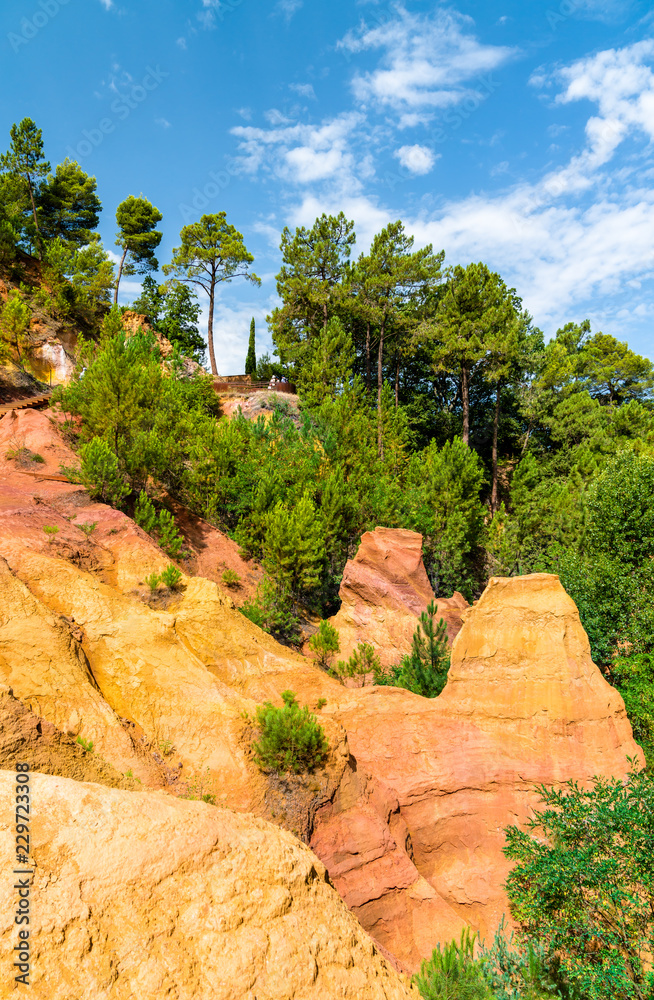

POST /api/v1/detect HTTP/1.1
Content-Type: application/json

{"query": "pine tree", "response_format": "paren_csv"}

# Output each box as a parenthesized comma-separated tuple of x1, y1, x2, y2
(114, 195, 163, 304)
(38, 159, 102, 248)
(0, 118, 51, 256)
(245, 317, 257, 376)
(264, 491, 325, 599)
(163, 213, 260, 376)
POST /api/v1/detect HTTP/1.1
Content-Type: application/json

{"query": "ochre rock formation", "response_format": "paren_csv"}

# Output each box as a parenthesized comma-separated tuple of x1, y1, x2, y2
(0, 772, 416, 999)
(0, 407, 645, 978)
(327, 526, 468, 666)
(318, 573, 644, 967)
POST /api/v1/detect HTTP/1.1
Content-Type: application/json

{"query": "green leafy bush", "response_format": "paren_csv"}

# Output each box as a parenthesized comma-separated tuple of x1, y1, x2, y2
(145, 572, 160, 592)
(77, 521, 97, 537)
(413, 929, 492, 1000)
(503, 765, 654, 1000)
(134, 489, 157, 534)
(42, 525, 59, 543)
(158, 508, 184, 559)
(76, 735, 94, 753)
(251, 690, 329, 775)
(309, 619, 340, 670)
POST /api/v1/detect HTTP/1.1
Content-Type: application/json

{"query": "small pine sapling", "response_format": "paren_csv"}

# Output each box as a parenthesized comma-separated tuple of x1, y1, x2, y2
(43, 525, 59, 543)
(252, 690, 329, 775)
(308, 620, 340, 671)
(145, 572, 161, 592)
(160, 564, 182, 589)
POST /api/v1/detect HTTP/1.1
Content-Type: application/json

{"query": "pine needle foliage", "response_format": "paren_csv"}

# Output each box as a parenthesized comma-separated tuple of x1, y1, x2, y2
(414, 929, 492, 1000)
(375, 601, 450, 697)
(251, 690, 329, 775)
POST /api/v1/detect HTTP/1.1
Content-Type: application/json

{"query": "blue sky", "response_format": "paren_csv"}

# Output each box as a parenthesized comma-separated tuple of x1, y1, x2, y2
(2, 0, 653, 372)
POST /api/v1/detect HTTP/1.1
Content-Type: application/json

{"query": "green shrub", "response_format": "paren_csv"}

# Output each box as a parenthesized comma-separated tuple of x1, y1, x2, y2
(68, 437, 129, 507)
(43, 524, 59, 543)
(316, 697, 327, 710)
(135, 490, 185, 558)
(76, 735, 94, 753)
(252, 690, 329, 775)
(240, 577, 302, 646)
(134, 489, 157, 534)
(145, 572, 160, 592)
(221, 568, 241, 588)
(503, 766, 654, 1000)
(375, 602, 450, 698)
(309, 620, 340, 670)
(480, 917, 563, 1000)
(77, 521, 98, 537)
(334, 642, 381, 686)
(160, 564, 182, 589)
(158, 508, 184, 558)
(414, 929, 492, 1000)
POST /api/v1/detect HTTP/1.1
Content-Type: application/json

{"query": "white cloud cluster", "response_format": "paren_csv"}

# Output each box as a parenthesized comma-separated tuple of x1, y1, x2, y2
(231, 112, 367, 190)
(339, 5, 515, 123)
(394, 143, 437, 174)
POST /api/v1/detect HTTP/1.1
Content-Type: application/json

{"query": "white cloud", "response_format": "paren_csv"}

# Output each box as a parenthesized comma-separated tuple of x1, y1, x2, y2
(339, 5, 515, 121)
(98, 0, 113, 8)
(155, 118, 171, 129)
(530, 40, 654, 195)
(394, 143, 437, 175)
(231, 112, 366, 190)
(289, 83, 316, 99)
(275, 0, 303, 23)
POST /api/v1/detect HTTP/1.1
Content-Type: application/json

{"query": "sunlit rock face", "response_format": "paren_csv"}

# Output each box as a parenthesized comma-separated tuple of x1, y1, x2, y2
(0, 772, 417, 999)
(328, 526, 468, 667)
(0, 406, 643, 976)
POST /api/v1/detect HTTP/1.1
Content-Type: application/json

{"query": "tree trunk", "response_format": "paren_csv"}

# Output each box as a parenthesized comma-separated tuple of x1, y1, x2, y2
(365, 321, 371, 391)
(377, 320, 385, 458)
(207, 279, 218, 376)
(323, 299, 328, 331)
(461, 364, 470, 446)
(114, 248, 128, 305)
(491, 382, 501, 513)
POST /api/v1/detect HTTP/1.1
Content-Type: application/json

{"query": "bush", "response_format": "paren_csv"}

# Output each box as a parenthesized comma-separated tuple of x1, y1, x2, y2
(69, 437, 129, 507)
(309, 619, 340, 670)
(135, 490, 185, 558)
(375, 602, 450, 698)
(251, 690, 329, 775)
(480, 917, 565, 1000)
(145, 572, 160, 592)
(503, 765, 654, 1000)
(77, 521, 97, 536)
(221, 568, 241, 588)
(76, 735, 94, 753)
(413, 929, 492, 1000)
(240, 577, 302, 646)
(43, 525, 59, 543)
(134, 489, 157, 534)
(334, 642, 381, 686)
(160, 564, 182, 589)
(158, 508, 184, 559)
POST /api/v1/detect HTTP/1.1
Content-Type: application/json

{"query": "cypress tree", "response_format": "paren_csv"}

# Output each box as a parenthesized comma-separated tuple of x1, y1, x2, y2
(245, 316, 257, 376)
